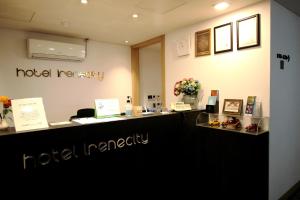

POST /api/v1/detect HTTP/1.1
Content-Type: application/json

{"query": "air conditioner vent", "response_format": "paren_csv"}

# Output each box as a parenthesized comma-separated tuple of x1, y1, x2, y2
(27, 38, 86, 61)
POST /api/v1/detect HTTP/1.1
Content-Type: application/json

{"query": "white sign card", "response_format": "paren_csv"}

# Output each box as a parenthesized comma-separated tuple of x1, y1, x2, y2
(95, 98, 121, 118)
(11, 97, 49, 132)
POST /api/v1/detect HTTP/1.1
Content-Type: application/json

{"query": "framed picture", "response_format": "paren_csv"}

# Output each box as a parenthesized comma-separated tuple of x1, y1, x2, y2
(237, 14, 260, 50)
(176, 35, 190, 57)
(214, 22, 233, 54)
(195, 28, 211, 56)
(222, 99, 243, 115)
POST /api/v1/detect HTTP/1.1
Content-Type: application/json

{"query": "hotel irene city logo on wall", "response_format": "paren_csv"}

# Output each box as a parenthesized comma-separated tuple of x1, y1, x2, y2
(16, 67, 104, 81)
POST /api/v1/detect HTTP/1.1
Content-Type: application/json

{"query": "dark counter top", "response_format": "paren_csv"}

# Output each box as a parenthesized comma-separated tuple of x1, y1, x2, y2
(0, 111, 180, 137)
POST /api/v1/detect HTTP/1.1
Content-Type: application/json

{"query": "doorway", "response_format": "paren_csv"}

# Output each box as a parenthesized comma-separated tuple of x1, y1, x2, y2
(131, 35, 165, 107)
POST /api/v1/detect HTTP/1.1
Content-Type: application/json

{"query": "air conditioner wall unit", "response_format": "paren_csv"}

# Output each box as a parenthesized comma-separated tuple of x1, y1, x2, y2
(27, 38, 86, 61)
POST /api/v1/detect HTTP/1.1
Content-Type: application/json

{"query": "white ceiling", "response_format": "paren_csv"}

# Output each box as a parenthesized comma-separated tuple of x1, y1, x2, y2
(0, 0, 264, 45)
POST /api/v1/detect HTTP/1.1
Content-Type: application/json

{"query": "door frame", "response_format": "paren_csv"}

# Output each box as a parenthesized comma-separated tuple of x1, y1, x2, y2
(131, 35, 165, 106)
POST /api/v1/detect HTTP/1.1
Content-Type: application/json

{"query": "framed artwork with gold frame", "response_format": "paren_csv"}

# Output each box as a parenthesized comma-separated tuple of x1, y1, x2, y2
(195, 28, 211, 56)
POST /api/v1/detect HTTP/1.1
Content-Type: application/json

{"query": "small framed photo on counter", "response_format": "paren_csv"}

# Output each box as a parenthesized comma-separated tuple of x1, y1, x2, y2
(222, 99, 243, 115)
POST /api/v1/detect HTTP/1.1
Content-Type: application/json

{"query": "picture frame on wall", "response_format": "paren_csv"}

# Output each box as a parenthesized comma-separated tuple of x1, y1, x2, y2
(176, 35, 190, 57)
(237, 14, 260, 50)
(222, 99, 243, 115)
(195, 28, 211, 56)
(214, 22, 233, 54)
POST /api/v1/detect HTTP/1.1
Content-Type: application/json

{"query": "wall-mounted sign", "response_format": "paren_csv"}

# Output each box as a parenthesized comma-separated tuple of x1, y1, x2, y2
(16, 67, 104, 81)
(176, 34, 191, 57)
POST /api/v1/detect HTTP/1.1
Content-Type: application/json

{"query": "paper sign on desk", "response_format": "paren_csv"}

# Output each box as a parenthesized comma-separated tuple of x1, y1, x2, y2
(95, 98, 121, 118)
(11, 97, 49, 132)
(73, 117, 124, 124)
(49, 121, 72, 126)
(171, 102, 191, 111)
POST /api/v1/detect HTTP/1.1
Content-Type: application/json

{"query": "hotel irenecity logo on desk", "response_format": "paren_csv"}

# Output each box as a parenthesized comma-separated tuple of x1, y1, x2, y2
(16, 67, 104, 81)
(22, 132, 149, 171)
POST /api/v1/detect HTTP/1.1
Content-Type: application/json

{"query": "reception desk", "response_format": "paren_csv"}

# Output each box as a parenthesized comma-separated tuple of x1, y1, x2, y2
(0, 110, 200, 177)
(0, 110, 268, 199)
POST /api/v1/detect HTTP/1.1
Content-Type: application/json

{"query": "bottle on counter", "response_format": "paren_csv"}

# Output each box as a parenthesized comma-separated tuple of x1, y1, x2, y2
(125, 96, 133, 116)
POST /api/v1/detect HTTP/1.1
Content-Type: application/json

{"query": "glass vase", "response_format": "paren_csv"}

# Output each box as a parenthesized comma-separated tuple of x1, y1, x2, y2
(0, 117, 9, 131)
(182, 94, 199, 109)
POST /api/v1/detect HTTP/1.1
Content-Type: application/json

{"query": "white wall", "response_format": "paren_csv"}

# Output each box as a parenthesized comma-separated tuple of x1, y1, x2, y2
(139, 45, 161, 105)
(165, 1, 270, 116)
(0, 28, 131, 122)
(270, 1, 300, 199)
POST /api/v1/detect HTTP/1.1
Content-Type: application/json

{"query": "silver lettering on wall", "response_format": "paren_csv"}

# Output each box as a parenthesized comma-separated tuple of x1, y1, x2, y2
(16, 68, 52, 77)
(22, 132, 149, 170)
(16, 67, 104, 81)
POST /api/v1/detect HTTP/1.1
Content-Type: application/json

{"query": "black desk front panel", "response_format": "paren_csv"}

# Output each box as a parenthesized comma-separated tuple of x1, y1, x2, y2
(0, 112, 195, 177)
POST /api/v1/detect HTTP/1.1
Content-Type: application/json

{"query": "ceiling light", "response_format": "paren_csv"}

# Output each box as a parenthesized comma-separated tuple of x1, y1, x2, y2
(49, 47, 55, 51)
(132, 14, 139, 19)
(214, 2, 229, 10)
(125, 40, 129, 44)
(81, 0, 88, 4)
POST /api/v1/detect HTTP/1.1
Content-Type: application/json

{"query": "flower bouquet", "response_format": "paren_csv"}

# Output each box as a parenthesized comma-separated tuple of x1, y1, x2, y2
(174, 78, 200, 96)
(173, 78, 200, 109)
(0, 96, 13, 130)
(0, 96, 12, 119)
